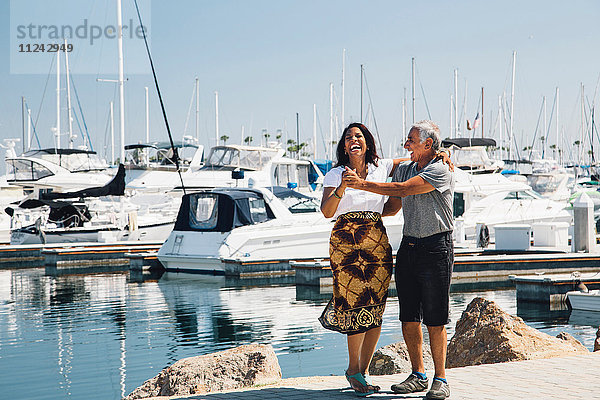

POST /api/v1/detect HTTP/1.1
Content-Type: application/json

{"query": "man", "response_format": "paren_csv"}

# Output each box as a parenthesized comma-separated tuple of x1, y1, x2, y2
(342, 120, 454, 400)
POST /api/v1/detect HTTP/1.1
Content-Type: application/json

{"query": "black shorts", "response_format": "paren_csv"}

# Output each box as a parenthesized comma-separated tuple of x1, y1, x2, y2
(395, 231, 453, 326)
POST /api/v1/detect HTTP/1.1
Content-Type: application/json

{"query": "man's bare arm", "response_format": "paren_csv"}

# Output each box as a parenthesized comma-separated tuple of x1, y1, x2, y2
(343, 167, 435, 197)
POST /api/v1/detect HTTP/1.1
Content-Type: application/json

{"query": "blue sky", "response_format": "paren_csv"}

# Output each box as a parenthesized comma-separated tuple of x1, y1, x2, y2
(1, 0, 599, 168)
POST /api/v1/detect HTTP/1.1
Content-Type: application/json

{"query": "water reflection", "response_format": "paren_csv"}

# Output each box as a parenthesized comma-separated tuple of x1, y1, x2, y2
(0, 268, 597, 400)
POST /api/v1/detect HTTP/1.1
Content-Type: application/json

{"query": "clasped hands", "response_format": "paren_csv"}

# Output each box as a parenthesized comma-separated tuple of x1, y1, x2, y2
(342, 167, 363, 188)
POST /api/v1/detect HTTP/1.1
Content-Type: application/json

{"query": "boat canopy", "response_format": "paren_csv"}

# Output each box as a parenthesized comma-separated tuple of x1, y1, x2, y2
(20, 148, 109, 171)
(201, 146, 279, 171)
(174, 189, 275, 232)
(7, 199, 91, 228)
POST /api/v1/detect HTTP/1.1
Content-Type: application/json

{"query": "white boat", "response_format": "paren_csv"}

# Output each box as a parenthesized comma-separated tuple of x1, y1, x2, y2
(567, 290, 600, 312)
(452, 168, 572, 240)
(157, 186, 404, 274)
(8, 166, 179, 245)
(123, 139, 204, 192)
(126, 143, 324, 195)
(5, 148, 116, 195)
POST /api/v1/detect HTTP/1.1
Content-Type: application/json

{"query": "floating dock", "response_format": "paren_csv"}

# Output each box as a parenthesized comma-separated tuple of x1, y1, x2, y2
(510, 272, 600, 303)
(292, 249, 600, 292)
(0, 241, 163, 274)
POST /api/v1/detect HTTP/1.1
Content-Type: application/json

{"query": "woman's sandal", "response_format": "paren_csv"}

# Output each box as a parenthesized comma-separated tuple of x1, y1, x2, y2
(345, 371, 375, 397)
(363, 374, 381, 392)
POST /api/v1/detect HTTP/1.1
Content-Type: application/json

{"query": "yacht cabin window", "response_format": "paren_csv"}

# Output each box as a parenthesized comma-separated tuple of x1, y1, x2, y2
(189, 195, 219, 229)
(7, 159, 54, 181)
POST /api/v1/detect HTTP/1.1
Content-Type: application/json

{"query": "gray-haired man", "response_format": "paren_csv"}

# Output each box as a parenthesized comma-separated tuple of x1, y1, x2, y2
(343, 120, 454, 399)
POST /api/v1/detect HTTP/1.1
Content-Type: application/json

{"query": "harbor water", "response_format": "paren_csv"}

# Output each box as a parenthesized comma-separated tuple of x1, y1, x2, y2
(0, 268, 598, 400)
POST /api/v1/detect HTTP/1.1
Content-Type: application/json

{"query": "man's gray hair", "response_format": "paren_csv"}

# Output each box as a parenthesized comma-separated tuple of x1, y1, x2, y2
(412, 120, 441, 151)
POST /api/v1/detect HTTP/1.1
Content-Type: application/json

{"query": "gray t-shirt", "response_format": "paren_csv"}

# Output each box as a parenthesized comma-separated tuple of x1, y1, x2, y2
(393, 159, 454, 238)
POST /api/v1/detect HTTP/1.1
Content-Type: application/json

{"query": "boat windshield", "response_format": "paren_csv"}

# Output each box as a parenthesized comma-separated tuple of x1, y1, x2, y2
(6, 159, 54, 181)
(203, 147, 277, 170)
(503, 190, 541, 200)
(528, 175, 560, 195)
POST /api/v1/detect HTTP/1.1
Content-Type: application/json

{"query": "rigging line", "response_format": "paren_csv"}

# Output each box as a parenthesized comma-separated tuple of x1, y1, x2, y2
(182, 81, 196, 141)
(33, 52, 57, 139)
(528, 99, 545, 161)
(415, 68, 432, 120)
(361, 68, 384, 158)
(69, 74, 93, 151)
(102, 104, 111, 160)
(23, 100, 42, 148)
(133, 0, 186, 195)
(315, 108, 328, 158)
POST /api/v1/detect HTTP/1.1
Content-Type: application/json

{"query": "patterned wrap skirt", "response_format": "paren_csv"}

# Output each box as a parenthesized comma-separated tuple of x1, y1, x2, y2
(319, 211, 393, 335)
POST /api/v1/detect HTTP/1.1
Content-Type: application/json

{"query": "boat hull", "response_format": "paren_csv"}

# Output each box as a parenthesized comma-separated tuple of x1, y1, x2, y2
(567, 290, 600, 312)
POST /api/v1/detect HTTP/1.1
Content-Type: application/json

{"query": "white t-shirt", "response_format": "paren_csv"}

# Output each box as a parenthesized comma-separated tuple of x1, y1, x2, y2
(323, 158, 394, 219)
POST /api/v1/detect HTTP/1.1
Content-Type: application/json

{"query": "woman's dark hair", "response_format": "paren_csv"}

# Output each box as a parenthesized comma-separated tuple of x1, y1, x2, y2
(334, 123, 380, 167)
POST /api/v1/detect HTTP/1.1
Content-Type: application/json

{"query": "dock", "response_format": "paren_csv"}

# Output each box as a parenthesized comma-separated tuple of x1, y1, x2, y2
(292, 249, 600, 292)
(511, 272, 600, 303)
(0, 241, 163, 274)
(143, 352, 600, 400)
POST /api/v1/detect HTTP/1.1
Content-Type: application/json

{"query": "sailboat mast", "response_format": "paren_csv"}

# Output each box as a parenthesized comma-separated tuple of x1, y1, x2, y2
(449, 95, 453, 138)
(110, 101, 115, 165)
(543, 96, 547, 158)
(145, 86, 149, 165)
(313, 104, 317, 158)
(481, 87, 484, 139)
(581, 83, 585, 165)
(360, 64, 364, 123)
(296, 112, 300, 160)
(145, 86, 149, 143)
(215, 91, 219, 146)
(195, 77, 199, 141)
(27, 108, 32, 152)
(56, 49, 61, 149)
(117, 0, 125, 162)
(402, 88, 407, 143)
(454, 69, 458, 137)
(64, 39, 74, 148)
(556, 87, 560, 162)
(341, 49, 345, 128)
(498, 95, 503, 160)
(329, 82, 333, 160)
(411, 57, 415, 123)
(509, 51, 516, 160)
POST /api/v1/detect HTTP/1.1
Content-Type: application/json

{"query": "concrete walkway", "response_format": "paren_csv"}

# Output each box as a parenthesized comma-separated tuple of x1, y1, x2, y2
(149, 352, 600, 400)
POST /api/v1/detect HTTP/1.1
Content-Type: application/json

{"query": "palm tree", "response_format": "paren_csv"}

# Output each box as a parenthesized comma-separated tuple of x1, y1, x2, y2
(244, 136, 253, 145)
(220, 135, 229, 145)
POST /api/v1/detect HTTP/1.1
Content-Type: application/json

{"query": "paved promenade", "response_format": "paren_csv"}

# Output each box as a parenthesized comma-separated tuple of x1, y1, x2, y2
(150, 352, 600, 400)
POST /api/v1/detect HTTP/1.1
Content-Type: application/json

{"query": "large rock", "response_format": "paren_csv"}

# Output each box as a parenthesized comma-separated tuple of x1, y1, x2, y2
(125, 344, 281, 399)
(369, 341, 434, 375)
(595, 326, 600, 352)
(447, 297, 589, 368)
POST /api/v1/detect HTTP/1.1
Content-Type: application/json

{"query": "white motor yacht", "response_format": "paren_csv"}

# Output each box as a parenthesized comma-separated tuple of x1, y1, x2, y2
(5, 148, 115, 195)
(157, 187, 404, 274)
(8, 165, 179, 245)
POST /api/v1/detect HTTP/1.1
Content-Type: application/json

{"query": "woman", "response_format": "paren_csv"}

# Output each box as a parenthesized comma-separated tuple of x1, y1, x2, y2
(319, 122, 401, 396)
(319, 123, 450, 396)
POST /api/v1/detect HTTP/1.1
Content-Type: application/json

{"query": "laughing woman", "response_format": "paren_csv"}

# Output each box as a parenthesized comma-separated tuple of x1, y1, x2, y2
(319, 122, 400, 397)
(320, 123, 452, 396)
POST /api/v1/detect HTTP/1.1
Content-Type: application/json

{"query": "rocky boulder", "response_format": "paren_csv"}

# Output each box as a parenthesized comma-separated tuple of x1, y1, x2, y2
(595, 326, 600, 352)
(447, 297, 589, 368)
(125, 344, 281, 399)
(369, 341, 434, 375)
